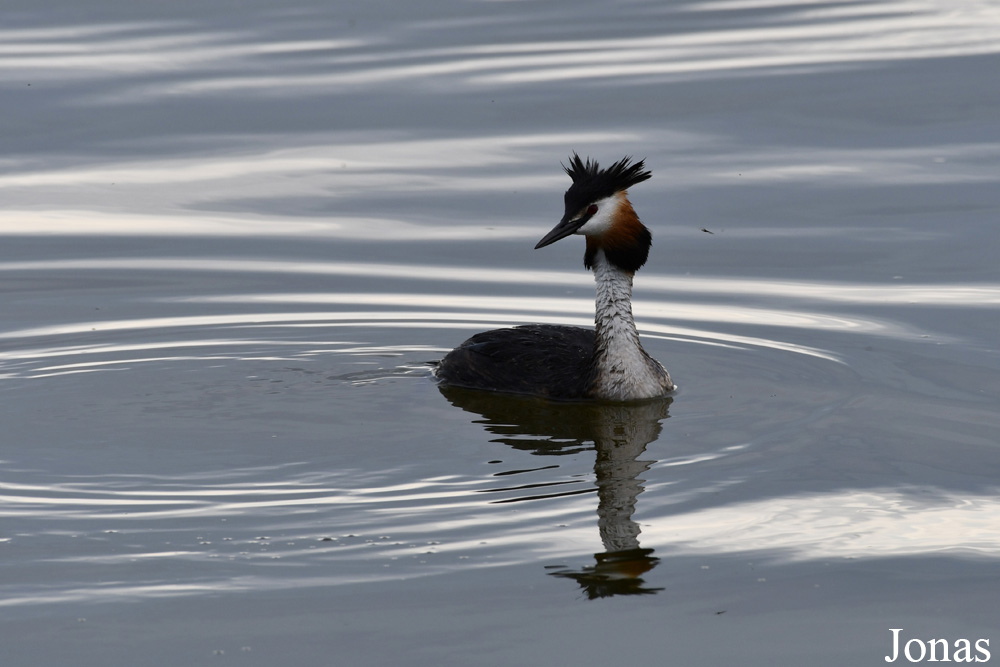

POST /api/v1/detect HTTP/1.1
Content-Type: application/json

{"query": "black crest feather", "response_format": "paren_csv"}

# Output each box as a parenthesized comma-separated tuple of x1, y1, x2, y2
(563, 153, 651, 212)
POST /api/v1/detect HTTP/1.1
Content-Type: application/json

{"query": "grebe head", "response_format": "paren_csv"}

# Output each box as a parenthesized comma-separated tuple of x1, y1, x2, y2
(535, 154, 653, 273)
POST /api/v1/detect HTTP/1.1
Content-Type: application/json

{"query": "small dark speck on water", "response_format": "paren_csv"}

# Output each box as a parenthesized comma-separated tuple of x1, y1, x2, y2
(701, 228, 714, 234)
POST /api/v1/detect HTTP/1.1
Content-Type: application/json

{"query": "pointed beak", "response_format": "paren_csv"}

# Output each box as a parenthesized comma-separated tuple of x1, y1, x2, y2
(534, 212, 589, 249)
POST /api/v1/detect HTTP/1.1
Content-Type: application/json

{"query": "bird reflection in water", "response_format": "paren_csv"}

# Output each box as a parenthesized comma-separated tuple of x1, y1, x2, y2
(438, 386, 670, 599)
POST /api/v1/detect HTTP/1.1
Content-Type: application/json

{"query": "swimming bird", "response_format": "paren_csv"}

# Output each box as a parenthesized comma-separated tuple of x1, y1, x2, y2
(435, 154, 673, 401)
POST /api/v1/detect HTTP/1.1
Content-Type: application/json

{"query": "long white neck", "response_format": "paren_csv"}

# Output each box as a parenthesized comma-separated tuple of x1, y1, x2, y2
(590, 249, 673, 400)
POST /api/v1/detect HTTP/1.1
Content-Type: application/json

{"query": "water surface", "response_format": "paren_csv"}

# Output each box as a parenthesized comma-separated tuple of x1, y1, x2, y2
(2, 1, 999, 665)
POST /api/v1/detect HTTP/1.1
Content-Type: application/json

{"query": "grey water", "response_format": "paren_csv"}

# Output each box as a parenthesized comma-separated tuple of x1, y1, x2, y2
(2, 1, 999, 665)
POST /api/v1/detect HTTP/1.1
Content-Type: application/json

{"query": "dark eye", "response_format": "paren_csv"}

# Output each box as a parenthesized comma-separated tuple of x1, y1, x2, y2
(587, 204, 598, 215)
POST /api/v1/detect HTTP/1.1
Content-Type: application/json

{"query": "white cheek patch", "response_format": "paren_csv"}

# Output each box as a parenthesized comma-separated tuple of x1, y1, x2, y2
(574, 195, 617, 236)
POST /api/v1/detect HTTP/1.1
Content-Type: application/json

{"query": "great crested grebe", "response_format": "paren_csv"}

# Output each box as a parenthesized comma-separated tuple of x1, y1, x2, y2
(435, 154, 673, 401)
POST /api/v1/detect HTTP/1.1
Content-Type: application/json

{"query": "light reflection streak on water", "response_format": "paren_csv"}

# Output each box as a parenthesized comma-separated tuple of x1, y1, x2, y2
(0, 297, 914, 339)
(5, 1, 992, 92)
(474, 4, 1000, 86)
(642, 487, 1000, 561)
(0, 339, 369, 362)
(0, 312, 839, 368)
(175, 292, 926, 337)
(45, 551, 201, 564)
(1, 3, 998, 232)
(0, 28, 363, 76)
(25, 356, 302, 379)
(0, 293, 969, 375)
(0, 141, 995, 214)
(0, 476, 494, 520)
(2, 257, 998, 306)
(0, 211, 542, 241)
(0, 572, 492, 609)
(0, 131, 623, 186)
(5, 473, 1000, 565)
(0, 131, 615, 196)
(376, 486, 1000, 562)
(0, 583, 248, 608)
(0, 261, 983, 374)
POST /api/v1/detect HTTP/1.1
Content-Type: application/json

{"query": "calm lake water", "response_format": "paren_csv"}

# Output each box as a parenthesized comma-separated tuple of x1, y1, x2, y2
(2, 1, 999, 665)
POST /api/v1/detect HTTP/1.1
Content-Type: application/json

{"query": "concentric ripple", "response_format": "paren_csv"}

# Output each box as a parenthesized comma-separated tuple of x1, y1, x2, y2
(5, 249, 995, 607)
